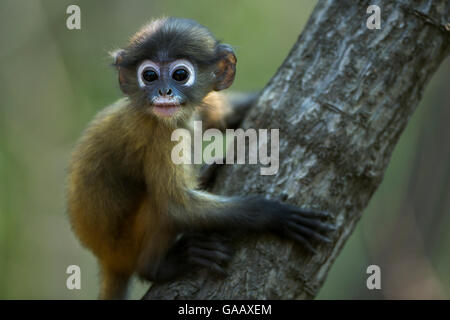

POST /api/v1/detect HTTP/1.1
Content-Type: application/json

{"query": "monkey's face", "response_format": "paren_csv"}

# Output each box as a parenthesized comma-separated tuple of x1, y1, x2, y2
(113, 17, 237, 123)
(133, 58, 206, 119)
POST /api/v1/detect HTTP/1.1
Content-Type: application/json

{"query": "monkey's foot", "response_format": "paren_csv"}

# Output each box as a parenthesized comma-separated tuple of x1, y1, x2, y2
(185, 233, 234, 276)
(147, 233, 232, 283)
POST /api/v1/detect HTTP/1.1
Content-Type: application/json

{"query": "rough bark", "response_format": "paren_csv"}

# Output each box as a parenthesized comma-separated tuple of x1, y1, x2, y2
(144, 0, 449, 299)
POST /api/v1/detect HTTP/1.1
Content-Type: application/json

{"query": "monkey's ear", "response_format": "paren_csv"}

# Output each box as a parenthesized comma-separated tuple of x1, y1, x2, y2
(110, 49, 125, 67)
(213, 44, 236, 91)
(110, 49, 131, 95)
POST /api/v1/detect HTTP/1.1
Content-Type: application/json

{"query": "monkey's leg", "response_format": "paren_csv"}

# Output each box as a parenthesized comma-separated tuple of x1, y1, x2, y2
(144, 233, 233, 283)
(99, 267, 131, 300)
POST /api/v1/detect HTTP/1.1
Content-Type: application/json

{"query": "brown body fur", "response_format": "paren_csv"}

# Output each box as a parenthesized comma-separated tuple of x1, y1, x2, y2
(67, 93, 229, 299)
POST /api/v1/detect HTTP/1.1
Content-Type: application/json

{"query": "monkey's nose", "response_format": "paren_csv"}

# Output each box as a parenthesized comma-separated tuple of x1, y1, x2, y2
(158, 88, 173, 96)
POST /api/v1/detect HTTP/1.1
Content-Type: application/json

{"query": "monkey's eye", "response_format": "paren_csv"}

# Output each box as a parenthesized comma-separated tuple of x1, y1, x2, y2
(142, 69, 158, 83)
(169, 59, 195, 86)
(172, 68, 189, 82)
(137, 60, 160, 87)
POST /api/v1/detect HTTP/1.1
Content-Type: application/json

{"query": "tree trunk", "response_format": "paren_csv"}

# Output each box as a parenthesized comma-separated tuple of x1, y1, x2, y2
(144, 0, 449, 299)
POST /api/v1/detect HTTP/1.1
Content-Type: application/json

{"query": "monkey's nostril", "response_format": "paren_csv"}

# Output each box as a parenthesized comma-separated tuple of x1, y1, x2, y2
(158, 88, 172, 96)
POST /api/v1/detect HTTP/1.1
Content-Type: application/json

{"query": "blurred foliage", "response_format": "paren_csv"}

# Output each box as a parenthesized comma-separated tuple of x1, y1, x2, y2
(0, 0, 448, 299)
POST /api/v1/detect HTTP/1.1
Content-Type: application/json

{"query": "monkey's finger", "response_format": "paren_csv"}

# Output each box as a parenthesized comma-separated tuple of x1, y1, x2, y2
(291, 209, 331, 219)
(191, 243, 233, 257)
(286, 231, 317, 254)
(191, 244, 233, 257)
(287, 221, 332, 243)
(200, 235, 232, 245)
(290, 215, 336, 232)
(190, 257, 227, 276)
(189, 233, 231, 244)
(188, 247, 231, 263)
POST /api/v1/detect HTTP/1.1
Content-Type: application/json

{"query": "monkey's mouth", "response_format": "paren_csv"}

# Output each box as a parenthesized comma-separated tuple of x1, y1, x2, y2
(152, 103, 182, 117)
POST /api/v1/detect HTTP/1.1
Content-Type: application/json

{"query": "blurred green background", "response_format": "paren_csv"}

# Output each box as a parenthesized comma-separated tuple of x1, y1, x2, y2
(0, 0, 448, 299)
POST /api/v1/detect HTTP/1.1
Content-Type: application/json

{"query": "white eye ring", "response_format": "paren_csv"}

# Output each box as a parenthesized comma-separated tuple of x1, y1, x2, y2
(169, 59, 195, 86)
(137, 60, 160, 87)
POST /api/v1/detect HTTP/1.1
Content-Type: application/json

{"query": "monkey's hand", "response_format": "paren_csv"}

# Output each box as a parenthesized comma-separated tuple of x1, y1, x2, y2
(199, 161, 224, 190)
(267, 201, 336, 254)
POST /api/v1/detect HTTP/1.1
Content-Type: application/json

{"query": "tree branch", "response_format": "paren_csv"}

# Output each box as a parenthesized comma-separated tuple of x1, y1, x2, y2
(144, 0, 449, 299)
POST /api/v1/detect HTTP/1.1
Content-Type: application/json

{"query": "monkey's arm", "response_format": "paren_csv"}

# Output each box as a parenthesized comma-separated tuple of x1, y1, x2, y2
(180, 190, 334, 246)
(222, 92, 259, 129)
(198, 92, 259, 188)
(147, 190, 334, 282)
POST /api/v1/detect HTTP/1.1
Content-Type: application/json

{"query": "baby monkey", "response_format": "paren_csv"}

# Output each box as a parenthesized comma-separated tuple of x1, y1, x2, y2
(67, 17, 335, 299)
